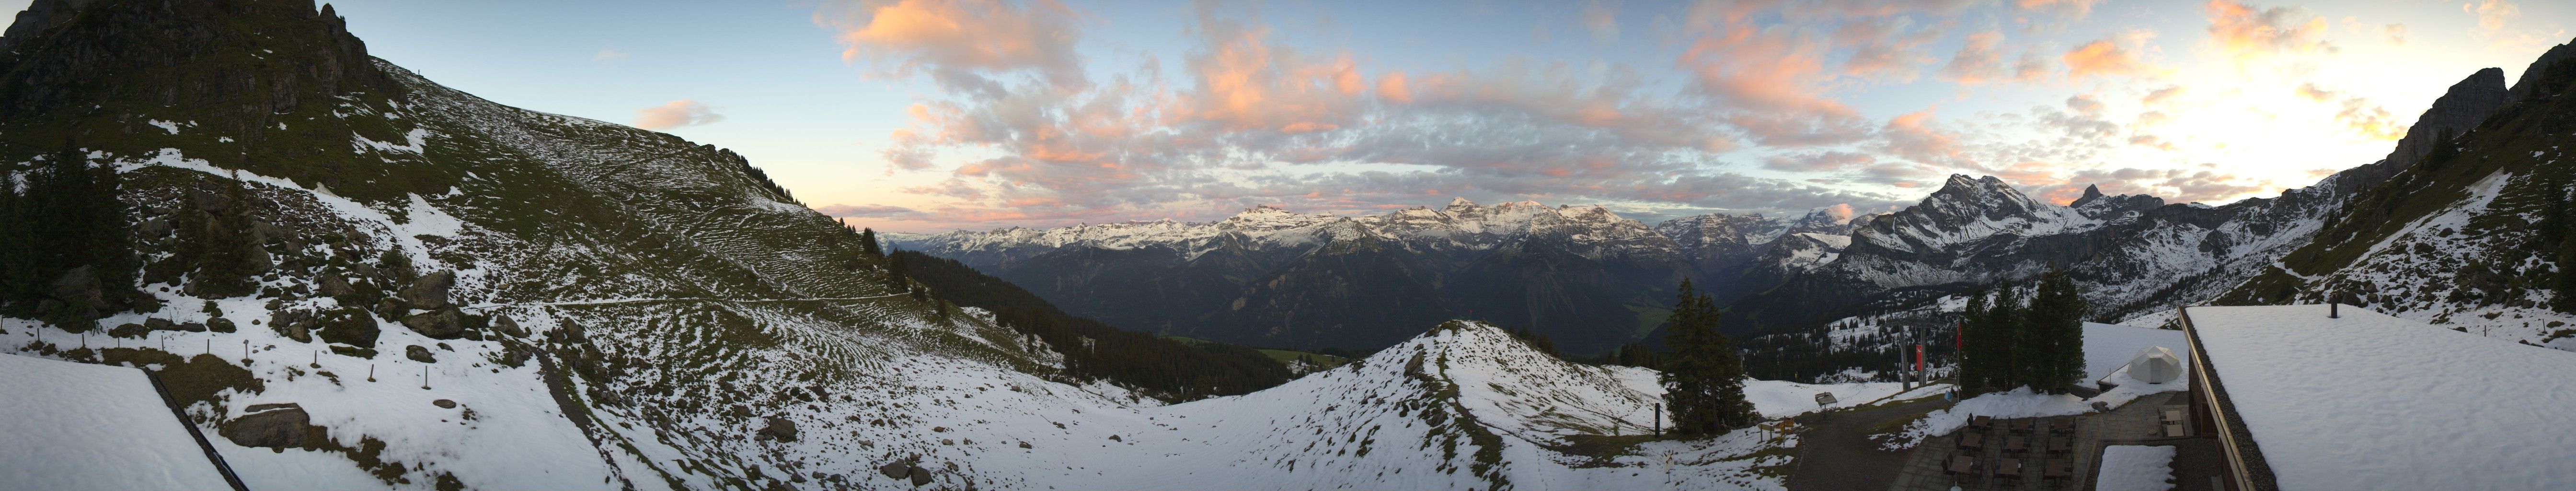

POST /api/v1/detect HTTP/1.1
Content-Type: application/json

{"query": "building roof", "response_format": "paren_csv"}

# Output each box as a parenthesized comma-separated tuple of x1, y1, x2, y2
(0, 353, 233, 491)
(2184, 304, 2576, 491)
(2081, 322, 2190, 388)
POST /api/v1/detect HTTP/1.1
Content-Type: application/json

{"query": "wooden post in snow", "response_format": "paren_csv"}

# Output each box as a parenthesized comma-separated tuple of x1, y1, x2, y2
(1653, 403, 1662, 437)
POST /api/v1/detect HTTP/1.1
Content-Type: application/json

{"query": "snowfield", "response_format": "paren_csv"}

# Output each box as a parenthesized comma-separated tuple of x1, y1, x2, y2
(0, 352, 233, 491)
(2184, 304, 2576, 491)
(2094, 445, 2177, 491)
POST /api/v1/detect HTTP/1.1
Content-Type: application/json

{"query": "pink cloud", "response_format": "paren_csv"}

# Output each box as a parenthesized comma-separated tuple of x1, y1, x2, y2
(2062, 38, 2153, 81)
(2204, 0, 2334, 62)
(819, 0, 1090, 91)
(633, 99, 723, 129)
(1940, 31, 2060, 86)
(1167, 9, 1368, 134)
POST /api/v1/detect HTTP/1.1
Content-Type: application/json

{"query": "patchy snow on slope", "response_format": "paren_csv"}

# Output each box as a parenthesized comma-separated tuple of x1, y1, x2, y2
(1874, 387, 2094, 451)
(1742, 379, 1909, 418)
(353, 128, 432, 154)
(2094, 445, 2177, 491)
(0, 352, 233, 491)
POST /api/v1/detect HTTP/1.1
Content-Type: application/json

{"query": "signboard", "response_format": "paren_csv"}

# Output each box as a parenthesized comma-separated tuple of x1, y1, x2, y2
(1813, 392, 1838, 407)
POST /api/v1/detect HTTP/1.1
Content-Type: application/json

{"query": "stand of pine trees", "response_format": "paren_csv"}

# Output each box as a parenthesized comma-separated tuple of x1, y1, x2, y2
(1957, 270, 2088, 394)
(1661, 279, 1757, 435)
(0, 144, 139, 327)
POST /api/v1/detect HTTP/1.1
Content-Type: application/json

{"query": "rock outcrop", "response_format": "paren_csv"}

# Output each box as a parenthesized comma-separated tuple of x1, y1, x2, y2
(219, 403, 329, 450)
(2378, 68, 2509, 172)
(399, 270, 455, 310)
(402, 307, 465, 339)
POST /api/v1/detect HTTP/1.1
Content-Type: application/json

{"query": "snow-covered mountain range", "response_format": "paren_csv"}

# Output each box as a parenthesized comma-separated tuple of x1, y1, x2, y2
(0, 2, 1924, 488)
(898, 41, 2576, 366)
(889, 198, 1889, 353)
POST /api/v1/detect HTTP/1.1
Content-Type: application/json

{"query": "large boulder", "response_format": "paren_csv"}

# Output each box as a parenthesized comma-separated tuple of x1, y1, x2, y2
(314, 307, 380, 348)
(404, 345, 437, 363)
(219, 404, 328, 450)
(47, 266, 104, 319)
(316, 274, 355, 297)
(878, 461, 908, 479)
(757, 417, 798, 442)
(268, 310, 313, 343)
(491, 316, 528, 339)
(137, 217, 172, 238)
(401, 308, 465, 339)
(398, 270, 455, 309)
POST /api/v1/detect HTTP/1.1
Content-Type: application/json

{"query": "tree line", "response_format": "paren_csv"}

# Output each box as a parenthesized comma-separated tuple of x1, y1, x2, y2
(0, 144, 140, 327)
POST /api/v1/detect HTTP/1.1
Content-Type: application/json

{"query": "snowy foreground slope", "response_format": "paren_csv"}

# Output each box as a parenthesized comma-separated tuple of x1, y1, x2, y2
(0, 353, 232, 491)
(6, 308, 1817, 491)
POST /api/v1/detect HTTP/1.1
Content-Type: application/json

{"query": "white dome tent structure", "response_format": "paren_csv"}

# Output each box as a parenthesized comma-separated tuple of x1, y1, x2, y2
(2127, 346, 2183, 384)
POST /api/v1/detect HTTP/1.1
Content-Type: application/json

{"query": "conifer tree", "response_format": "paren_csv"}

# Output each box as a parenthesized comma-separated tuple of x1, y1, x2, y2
(177, 184, 263, 298)
(2549, 187, 2576, 313)
(3, 143, 137, 320)
(1958, 288, 1993, 391)
(1662, 279, 1757, 435)
(859, 227, 884, 257)
(1981, 283, 2022, 391)
(2026, 269, 2087, 393)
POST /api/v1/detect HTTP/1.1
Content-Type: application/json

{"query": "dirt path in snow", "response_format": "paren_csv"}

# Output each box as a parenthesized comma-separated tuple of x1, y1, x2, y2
(1786, 397, 1951, 491)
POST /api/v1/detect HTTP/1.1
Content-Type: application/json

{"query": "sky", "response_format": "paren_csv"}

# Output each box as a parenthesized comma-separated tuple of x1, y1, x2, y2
(8, 0, 2566, 232)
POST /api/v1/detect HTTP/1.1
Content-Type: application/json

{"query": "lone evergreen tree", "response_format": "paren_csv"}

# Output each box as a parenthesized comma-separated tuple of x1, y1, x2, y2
(1662, 279, 1756, 435)
(859, 227, 885, 257)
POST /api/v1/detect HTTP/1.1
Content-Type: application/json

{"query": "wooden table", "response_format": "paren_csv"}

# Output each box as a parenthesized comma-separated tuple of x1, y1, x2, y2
(2004, 435, 2028, 454)
(1946, 455, 1976, 475)
(1959, 432, 1985, 451)
(1996, 457, 2023, 481)
(2010, 418, 2036, 434)
(2045, 458, 2074, 485)
(2047, 435, 2073, 454)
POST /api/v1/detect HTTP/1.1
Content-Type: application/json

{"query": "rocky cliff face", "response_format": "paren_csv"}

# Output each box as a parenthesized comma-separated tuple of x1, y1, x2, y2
(2505, 38, 2576, 105)
(2218, 41, 2576, 352)
(2373, 68, 2510, 176)
(0, 0, 390, 141)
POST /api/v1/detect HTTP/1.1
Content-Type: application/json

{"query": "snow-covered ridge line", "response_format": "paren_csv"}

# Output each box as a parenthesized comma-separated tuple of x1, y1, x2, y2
(897, 198, 1684, 261)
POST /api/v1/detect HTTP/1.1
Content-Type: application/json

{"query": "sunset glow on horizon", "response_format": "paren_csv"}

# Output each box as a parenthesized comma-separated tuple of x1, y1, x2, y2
(272, 0, 2576, 232)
